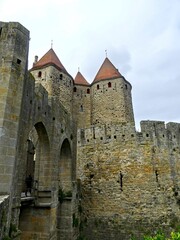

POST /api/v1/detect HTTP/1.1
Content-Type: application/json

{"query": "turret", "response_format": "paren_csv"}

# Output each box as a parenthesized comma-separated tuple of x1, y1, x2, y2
(30, 48, 73, 114)
(73, 71, 91, 128)
(91, 57, 135, 125)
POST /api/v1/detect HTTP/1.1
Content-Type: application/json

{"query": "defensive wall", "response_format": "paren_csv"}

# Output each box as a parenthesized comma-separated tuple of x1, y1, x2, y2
(77, 121, 180, 239)
(0, 21, 78, 240)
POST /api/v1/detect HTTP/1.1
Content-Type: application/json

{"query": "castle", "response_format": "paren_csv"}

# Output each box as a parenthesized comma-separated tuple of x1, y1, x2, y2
(0, 21, 180, 240)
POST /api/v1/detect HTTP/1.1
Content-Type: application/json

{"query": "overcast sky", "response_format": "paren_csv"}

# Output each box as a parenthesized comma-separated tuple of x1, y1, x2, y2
(1, 0, 180, 129)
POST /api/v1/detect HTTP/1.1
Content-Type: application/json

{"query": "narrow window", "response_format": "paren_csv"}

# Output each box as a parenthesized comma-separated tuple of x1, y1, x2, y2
(97, 84, 99, 90)
(80, 129, 85, 139)
(60, 74, 63, 80)
(108, 82, 111, 88)
(38, 71, 42, 78)
(73, 87, 77, 92)
(80, 105, 83, 112)
(155, 170, 159, 183)
(17, 59, 21, 64)
(87, 88, 90, 94)
(0, 27, 2, 37)
(120, 172, 123, 191)
(125, 84, 128, 89)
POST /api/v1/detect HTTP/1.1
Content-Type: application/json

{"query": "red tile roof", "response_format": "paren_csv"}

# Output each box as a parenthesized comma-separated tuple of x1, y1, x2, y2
(93, 57, 122, 83)
(31, 48, 67, 73)
(74, 71, 89, 86)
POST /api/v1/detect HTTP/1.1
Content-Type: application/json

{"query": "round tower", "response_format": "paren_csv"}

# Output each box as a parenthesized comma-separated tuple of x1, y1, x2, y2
(91, 57, 135, 125)
(73, 71, 91, 128)
(30, 48, 73, 114)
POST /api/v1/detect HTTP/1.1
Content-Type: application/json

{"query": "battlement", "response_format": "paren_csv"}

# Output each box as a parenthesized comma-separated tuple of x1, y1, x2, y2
(77, 120, 180, 149)
(0, 21, 29, 38)
(139, 120, 180, 146)
(77, 123, 136, 146)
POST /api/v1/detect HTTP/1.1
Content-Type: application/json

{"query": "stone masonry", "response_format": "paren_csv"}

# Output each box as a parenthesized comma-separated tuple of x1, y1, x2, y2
(0, 21, 180, 240)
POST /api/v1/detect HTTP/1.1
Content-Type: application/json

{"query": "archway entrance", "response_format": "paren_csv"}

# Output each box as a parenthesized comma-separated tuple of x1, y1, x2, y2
(59, 138, 72, 192)
(19, 122, 54, 239)
(57, 138, 73, 239)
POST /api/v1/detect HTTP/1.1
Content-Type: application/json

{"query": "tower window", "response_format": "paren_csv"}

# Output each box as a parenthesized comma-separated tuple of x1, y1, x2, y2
(87, 88, 90, 94)
(38, 71, 42, 78)
(73, 87, 77, 92)
(108, 82, 111, 88)
(118, 171, 123, 191)
(0, 27, 2, 36)
(60, 74, 63, 80)
(80, 105, 83, 112)
(125, 84, 128, 89)
(97, 84, 99, 90)
(17, 59, 21, 64)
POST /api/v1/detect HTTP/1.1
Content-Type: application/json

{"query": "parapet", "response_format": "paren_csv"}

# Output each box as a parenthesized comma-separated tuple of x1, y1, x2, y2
(0, 21, 29, 36)
(139, 120, 180, 147)
(78, 120, 180, 150)
(77, 123, 136, 146)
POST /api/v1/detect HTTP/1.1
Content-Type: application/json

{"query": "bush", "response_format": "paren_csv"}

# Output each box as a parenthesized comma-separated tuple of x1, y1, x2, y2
(140, 230, 180, 240)
(171, 231, 180, 240)
(143, 231, 166, 240)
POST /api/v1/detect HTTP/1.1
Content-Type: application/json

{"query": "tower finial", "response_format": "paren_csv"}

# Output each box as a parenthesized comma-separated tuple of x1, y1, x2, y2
(105, 49, 107, 58)
(78, 67, 80, 72)
(51, 40, 53, 49)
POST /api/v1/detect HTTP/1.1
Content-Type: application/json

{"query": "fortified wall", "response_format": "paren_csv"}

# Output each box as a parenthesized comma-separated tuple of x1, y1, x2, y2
(77, 121, 180, 239)
(0, 22, 78, 240)
(0, 21, 180, 240)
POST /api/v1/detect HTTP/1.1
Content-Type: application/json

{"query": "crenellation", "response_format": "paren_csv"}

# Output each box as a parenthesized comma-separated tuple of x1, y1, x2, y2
(78, 124, 137, 147)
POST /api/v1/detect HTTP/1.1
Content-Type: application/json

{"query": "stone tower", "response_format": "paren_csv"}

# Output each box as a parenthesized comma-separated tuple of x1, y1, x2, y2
(73, 71, 91, 128)
(91, 57, 135, 126)
(30, 48, 74, 115)
(0, 21, 29, 237)
(73, 57, 135, 129)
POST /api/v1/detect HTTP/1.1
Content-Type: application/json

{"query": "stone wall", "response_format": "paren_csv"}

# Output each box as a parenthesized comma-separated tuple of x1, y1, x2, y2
(0, 21, 29, 193)
(0, 22, 78, 240)
(77, 121, 180, 239)
(0, 195, 10, 239)
(12, 71, 78, 239)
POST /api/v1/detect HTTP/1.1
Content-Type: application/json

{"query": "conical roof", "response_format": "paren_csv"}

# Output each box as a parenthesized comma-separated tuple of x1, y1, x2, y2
(74, 71, 89, 86)
(93, 57, 122, 83)
(31, 48, 67, 73)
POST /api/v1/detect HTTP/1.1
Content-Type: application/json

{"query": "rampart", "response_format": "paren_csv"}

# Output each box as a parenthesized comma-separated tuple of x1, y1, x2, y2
(77, 121, 180, 239)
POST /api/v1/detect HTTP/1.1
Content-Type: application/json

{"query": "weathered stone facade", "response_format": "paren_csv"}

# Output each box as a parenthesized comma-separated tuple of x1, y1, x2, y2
(0, 21, 180, 240)
(77, 122, 180, 239)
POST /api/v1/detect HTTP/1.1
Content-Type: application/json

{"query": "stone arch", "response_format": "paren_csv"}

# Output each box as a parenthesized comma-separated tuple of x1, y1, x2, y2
(22, 122, 51, 194)
(19, 122, 51, 239)
(57, 138, 73, 239)
(33, 122, 51, 189)
(58, 138, 72, 192)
